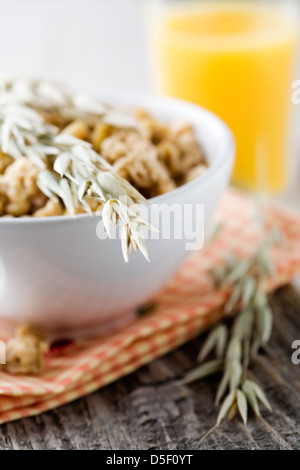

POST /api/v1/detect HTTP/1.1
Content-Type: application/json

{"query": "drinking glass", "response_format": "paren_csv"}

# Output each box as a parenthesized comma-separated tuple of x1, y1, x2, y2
(145, 0, 299, 193)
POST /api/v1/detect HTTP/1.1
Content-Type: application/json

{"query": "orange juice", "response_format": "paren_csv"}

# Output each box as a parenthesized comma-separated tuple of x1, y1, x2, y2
(150, 1, 298, 191)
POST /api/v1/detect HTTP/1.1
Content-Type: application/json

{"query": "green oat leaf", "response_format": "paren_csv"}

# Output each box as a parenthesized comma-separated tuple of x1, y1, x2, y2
(217, 391, 236, 426)
(248, 380, 272, 411)
(242, 380, 261, 417)
(237, 390, 248, 425)
(182, 359, 224, 385)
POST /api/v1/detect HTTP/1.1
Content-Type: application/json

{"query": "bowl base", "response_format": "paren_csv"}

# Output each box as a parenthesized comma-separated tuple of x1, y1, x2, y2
(42, 309, 137, 341)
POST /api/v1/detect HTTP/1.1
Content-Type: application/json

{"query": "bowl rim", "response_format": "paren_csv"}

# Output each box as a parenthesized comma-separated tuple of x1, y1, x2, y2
(0, 93, 235, 226)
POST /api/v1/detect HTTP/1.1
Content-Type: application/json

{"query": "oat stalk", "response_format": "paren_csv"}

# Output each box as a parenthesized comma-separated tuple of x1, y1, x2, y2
(182, 228, 281, 426)
(0, 79, 151, 262)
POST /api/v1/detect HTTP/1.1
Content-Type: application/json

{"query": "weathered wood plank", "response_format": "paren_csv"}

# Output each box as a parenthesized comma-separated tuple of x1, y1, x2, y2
(0, 285, 299, 450)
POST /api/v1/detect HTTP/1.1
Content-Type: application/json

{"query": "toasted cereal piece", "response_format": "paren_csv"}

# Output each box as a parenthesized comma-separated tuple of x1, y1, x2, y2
(33, 199, 64, 217)
(39, 109, 70, 129)
(157, 140, 182, 177)
(3, 324, 49, 375)
(133, 108, 168, 142)
(31, 193, 48, 213)
(0, 152, 13, 174)
(113, 135, 176, 196)
(91, 122, 112, 152)
(173, 129, 205, 174)
(72, 196, 102, 215)
(100, 131, 130, 163)
(0, 158, 41, 216)
(184, 164, 207, 184)
(62, 119, 90, 140)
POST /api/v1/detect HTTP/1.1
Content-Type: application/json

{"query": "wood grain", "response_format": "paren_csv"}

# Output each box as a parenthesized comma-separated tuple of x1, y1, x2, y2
(0, 285, 300, 450)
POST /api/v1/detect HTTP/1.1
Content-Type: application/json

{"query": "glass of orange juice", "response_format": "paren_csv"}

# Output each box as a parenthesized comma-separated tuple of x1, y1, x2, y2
(145, 0, 299, 193)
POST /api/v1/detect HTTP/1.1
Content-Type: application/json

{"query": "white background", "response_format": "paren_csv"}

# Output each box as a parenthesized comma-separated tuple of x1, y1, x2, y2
(0, 0, 150, 93)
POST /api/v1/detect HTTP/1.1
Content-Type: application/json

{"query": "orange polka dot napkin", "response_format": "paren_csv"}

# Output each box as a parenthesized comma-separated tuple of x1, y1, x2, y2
(0, 188, 300, 424)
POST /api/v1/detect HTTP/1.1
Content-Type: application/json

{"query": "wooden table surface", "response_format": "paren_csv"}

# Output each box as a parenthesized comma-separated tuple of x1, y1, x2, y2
(0, 285, 300, 450)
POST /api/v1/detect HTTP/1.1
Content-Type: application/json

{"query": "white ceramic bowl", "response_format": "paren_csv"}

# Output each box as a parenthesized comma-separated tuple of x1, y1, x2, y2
(0, 94, 234, 338)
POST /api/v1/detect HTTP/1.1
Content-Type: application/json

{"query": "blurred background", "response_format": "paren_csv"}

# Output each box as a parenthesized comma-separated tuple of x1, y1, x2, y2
(0, 0, 299, 207)
(0, 0, 149, 93)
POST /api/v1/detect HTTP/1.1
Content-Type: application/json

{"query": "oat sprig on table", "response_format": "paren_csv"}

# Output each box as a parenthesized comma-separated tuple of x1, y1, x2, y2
(181, 228, 281, 426)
